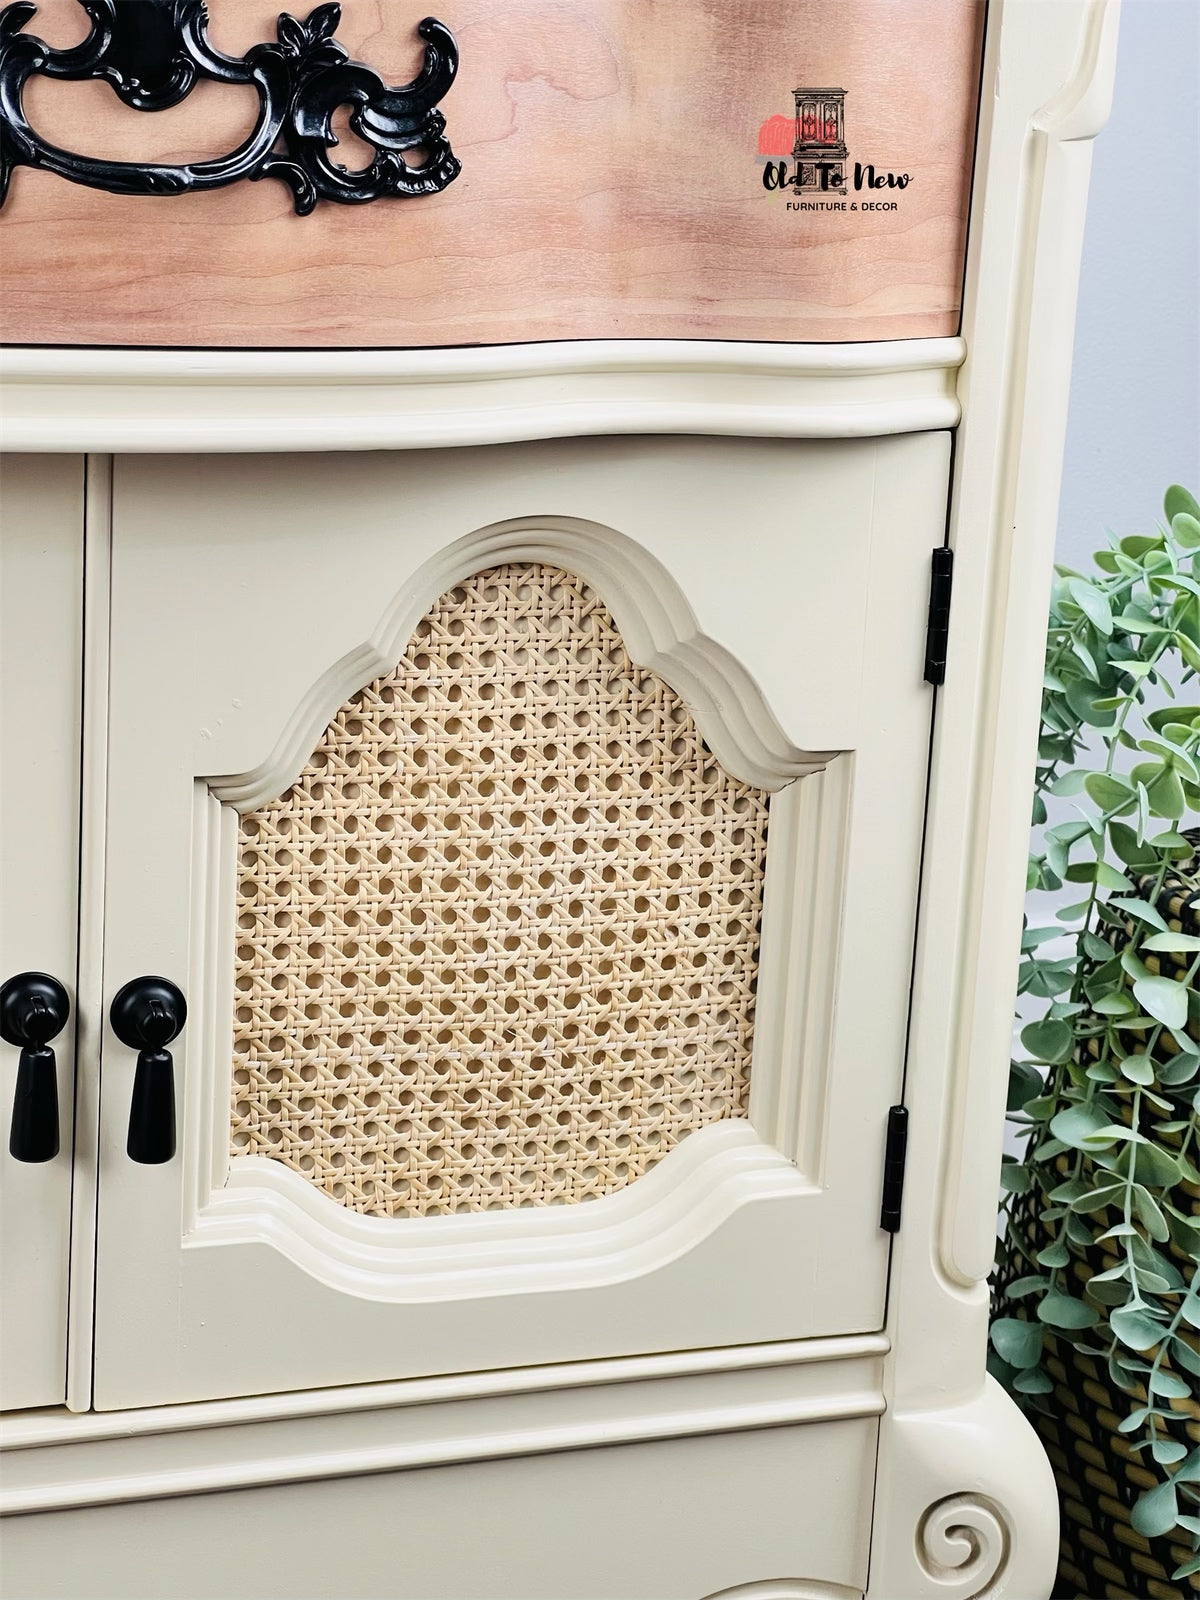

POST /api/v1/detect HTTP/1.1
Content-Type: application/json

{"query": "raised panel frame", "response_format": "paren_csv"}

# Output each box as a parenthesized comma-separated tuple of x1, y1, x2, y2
(180, 514, 852, 1297)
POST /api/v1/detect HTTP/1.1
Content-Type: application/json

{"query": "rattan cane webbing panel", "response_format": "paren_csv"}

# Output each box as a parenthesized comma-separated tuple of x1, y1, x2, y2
(230, 563, 770, 1216)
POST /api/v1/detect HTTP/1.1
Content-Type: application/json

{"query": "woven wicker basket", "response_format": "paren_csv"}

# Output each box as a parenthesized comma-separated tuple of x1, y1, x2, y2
(1000, 853, 1200, 1600)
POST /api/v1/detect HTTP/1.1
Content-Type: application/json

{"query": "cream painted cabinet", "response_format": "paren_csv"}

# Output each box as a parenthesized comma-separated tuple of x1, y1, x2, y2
(0, 1, 1122, 1596)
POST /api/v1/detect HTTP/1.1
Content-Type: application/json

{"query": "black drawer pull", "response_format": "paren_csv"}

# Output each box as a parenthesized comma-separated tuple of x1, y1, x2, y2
(1, 972, 69, 1164)
(111, 977, 186, 1165)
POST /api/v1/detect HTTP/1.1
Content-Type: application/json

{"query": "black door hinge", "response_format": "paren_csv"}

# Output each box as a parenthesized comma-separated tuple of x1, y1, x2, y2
(923, 547, 954, 686)
(880, 1105, 909, 1233)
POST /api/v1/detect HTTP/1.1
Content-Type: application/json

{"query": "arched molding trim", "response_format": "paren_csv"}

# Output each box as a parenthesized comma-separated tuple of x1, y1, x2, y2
(195, 1123, 809, 1302)
(207, 515, 831, 810)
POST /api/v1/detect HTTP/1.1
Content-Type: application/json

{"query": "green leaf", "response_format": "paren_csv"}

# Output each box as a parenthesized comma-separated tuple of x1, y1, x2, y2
(1131, 1477, 1179, 1540)
(1051, 769, 1090, 796)
(990, 1318, 1043, 1369)
(1098, 861, 1135, 891)
(1057, 899, 1094, 922)
(1133, 974, 1189, 1029)
(1049, 1176, 1088, 1205)
(1107, 896, 1169, 932)
(1065, 678, 1117, 728)
(1007, 1060, 1044, 1111)
(1124, 1142, 1182, 1188)
(1037, 1291, 1099, 1330)
(1142, 932, 1200, 952)
(1084, 1124, 1149, 1146)
(1050, 1103, 1113, 1149)
(1036, 1240, 1071, 1268)
(1004, 1274, 1050, 1300)
(1149, 830, 1192, 853)
(1130, 1186, 1170, 1242)
(1045, 818, 1094, 845)
(1085, 771, 1135, 812)
(1165, 484, 1200, 523)
(1068, 578, 1114, 636)
(1088, 1261, 1130, 1284)
(1148, 1369, 1192, 1399)
(1178, 632, 1200, 674)
(1122, 948, 1152, 983)
(1093, 990, 1136, 1016)
(1022, 1093, 1059, 1122)
(1069, 1183, 1125, 1214)
(1013, 1367, 1054, 1395)
(1146, 765, 1188, 819)
(1147, 703, 1200, 732)
(1086, 1061, 1121, 1084)
(1110, 1306, 1166, 1352)
(1019, 1020, 1074, 1064)
(1152, 1439, 1189, 1465)
(1121, 532, 1165, 560)
(1118, 1406, 1152, 1434)
(1082, 928, 1114, 960)
(1116, 608, 1164, 634)
(1181, 1292, 1200, 1330)
(1139, 735, 1200, 784)
(1089, 1277, 1135, 1307)
(1119, 1053, 1157, 1086)
(1108, 821, 1158, 869)
(999, 1159, 1032, 1195)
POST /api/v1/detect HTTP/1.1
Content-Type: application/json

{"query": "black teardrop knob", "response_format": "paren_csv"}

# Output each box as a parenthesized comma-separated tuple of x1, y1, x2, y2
(1, 972, 69, 1163)
(110, 977, 186, 1165)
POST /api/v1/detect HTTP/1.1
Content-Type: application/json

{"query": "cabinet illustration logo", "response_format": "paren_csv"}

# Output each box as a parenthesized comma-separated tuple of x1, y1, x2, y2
(757, 81, 911, 212)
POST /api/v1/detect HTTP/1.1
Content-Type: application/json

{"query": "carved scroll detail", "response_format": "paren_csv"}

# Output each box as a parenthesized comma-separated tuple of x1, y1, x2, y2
(915, 1494, 1011, 1598)
(0, 1, 459, 213)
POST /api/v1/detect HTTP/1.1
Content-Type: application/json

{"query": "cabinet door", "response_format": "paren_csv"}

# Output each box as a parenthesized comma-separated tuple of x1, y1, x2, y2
(94, 435, 945, 1409)
(0, 455, 83, 1410)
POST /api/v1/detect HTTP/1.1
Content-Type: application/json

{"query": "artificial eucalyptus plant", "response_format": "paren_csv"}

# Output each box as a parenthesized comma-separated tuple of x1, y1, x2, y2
(992, 484, 1200, 1584)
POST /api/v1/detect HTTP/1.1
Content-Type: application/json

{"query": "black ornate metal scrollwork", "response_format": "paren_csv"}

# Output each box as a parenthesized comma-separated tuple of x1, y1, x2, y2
(0, 0, 460, 214)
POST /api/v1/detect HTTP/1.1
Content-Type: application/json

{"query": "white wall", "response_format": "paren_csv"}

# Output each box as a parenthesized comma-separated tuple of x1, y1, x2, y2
(1056, 0, 1200, 571)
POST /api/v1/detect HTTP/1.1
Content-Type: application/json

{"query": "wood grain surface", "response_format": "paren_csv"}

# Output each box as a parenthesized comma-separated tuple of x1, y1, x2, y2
(0, 0, 984, 347)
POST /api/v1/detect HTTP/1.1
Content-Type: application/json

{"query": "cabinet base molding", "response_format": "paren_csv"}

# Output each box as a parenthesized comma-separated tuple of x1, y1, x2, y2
(1, 1334, 887, 1515)
(0, 1373, 1058, 1600)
